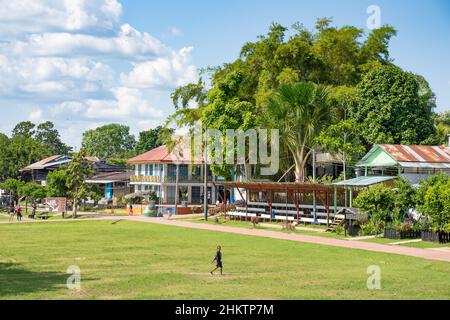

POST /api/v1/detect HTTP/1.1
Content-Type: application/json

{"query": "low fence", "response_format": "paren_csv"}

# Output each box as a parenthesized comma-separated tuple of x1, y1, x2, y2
(384, 228, 421, 240)
(421, 231, 450, 244)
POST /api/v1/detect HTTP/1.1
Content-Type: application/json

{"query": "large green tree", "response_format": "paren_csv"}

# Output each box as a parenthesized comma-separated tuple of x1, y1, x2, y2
(81, 124, 136, 160)
(135, 126, 167, 154)
(35, 121, 72, 155)
(261, 82, 331, 182)
(353, 65, 436, 145)
(0, 135, 51, 181)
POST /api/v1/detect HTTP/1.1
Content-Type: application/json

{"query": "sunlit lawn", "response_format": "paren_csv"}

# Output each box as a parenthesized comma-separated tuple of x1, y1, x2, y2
(0, 220, 449, 300)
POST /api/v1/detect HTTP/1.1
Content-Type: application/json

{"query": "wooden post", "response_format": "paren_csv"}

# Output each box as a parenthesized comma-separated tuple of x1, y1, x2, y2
(326, 192, 330, 228)
(269, 190, 273, 222)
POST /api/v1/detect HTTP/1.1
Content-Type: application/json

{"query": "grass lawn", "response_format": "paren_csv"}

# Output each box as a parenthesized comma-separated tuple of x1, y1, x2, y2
(0, 220, 449, 300)
(360, 237, 450, 249)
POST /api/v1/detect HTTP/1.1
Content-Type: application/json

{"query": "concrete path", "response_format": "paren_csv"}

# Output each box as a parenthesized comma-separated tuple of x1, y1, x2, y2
(1, 215, 450, 263)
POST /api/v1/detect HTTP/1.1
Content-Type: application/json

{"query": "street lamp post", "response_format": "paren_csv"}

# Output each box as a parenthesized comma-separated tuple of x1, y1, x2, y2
(203, 128, 208, 221)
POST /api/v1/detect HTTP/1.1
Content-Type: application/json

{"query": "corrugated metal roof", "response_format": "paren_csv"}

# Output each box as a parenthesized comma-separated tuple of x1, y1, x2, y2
(379, 145, 450, 163)
(333, 176, 397, 187)
(85, 172, 132, 184)
(20, 155, 64, 171)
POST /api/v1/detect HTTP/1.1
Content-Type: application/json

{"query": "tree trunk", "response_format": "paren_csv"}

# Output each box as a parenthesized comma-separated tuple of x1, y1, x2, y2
(73, 200, 78, 219)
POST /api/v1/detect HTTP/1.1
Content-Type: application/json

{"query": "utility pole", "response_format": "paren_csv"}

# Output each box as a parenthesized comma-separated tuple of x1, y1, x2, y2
(203, 128, 208, 221)
(312, 149, 318, 224)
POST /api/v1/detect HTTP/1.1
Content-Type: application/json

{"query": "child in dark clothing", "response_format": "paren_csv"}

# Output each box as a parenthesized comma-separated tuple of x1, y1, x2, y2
(210, 245, 223, 275)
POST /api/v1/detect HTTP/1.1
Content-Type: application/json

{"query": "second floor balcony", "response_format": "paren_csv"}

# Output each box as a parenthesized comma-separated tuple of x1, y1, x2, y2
(131, 175, 214, 184)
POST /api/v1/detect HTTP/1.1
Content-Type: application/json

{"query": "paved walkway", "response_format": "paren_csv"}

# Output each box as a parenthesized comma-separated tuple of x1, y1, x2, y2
(1, 215, 450, 262)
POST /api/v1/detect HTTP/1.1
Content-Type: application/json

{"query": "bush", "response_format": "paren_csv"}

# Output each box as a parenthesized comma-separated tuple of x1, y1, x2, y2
(353, 185, 395, 222)
(359, 219, 385, 236)
(422, 179, 450, 231)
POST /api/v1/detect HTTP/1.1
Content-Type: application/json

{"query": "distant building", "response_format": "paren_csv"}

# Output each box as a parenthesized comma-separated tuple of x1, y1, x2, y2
(356, 144, 450, 185)
(85, 171, 133, 202)
(20, 155, 128, 186)
(127, 145, 218, 205)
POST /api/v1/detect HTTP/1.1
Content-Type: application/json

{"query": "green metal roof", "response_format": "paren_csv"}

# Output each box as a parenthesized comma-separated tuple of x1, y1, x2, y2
(333, 176, 396, 187)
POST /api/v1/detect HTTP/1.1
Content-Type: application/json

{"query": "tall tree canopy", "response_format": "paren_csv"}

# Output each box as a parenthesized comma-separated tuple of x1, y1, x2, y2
(35, 121, 72, 155)
(81, 124, 136, 160)
(135, 126, 167, 154)
(261, 82, 331, 182)
(353, 65, 436, 145)
(167, 19, 438, 181)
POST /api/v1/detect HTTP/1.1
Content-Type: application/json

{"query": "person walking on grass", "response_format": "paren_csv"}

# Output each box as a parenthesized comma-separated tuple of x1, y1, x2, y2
(210, 245, 223, 275)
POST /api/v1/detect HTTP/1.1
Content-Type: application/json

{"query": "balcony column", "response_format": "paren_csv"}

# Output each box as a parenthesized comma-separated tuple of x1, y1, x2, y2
(188, 186, 192, 204)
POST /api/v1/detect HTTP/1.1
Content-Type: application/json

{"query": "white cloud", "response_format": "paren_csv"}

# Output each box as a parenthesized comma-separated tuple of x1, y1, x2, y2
(50, 87, 164, 121)
(121, 47, 198, 89)
(0, 0, 199, 146)
(4, 24, 170, 60)
(0, 0, 122, 37)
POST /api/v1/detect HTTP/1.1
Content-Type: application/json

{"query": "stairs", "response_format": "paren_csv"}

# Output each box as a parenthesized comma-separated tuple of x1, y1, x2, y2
(326, 214, 345, 232)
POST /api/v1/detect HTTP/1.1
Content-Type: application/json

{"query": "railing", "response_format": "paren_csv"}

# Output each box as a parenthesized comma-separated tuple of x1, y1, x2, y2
(131, 175, 213, 184)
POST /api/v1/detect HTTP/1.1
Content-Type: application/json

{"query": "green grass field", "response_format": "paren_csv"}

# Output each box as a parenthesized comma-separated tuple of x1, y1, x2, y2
(0, 220, 449, 300)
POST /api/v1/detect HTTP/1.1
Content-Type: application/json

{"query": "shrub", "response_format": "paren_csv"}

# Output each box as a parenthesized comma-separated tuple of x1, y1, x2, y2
(359, 219, 385, 236)
(353, 185, 395, 222)
(422, 179, 450, 231)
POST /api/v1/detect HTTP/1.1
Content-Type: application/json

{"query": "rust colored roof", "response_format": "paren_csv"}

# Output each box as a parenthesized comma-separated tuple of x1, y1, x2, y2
(128, 145, 203, 164)
(379, 145, 450, 163)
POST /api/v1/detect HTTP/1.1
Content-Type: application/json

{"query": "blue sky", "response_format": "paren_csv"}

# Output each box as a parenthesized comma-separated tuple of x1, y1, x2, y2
(0, 0, 448, 147)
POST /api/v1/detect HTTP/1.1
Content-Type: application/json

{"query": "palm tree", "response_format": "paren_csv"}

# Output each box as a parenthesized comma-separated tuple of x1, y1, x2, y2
(261, 82, 331, 182)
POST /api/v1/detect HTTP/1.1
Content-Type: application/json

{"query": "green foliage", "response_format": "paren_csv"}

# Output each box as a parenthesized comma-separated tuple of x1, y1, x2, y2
(316, 118, 366, 178)
(34, 121, 72, 155)
(355, 179, 418, 228)
(12, 121, 36, 138)
(46, 169, 70, 198)
(0, 135, 51, 181)
(135, 126, 168, 154)
(359, 219, 385, 236)
(18, 183, 47, 201)
(0, 121, 69, 182)
(66, 150, 97, 217)
(415, 173, 449, 211)
(1, 178, 26, 195)
(353, 65, 436, 145)
(354, 185, 395, 222)
(261, 82, 331, 182)
(429, 111, 450, 145)
(392, 178, 416, 220)
(422, 178, 450, 231)
(167, 19, 404, 182)
(81, 124, 136, 160)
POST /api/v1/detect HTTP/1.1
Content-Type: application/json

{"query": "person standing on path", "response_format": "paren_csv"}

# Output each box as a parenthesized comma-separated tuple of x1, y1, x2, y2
(128, 203, 134, 216)
(8, 204, 15, 222)
(15, 206, 22, 222)
(210, 245, 223, 275)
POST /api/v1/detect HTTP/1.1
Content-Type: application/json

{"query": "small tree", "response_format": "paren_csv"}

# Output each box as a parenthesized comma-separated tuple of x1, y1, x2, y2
(66, 150, 95, 218)
(423, 179, 450, 232)
(0, 179, 26, 205)
(392, 178, 416, 221)
(47, 169, 70, 198)
(353, 185, 395, 233)
(18, 183, 47, 213)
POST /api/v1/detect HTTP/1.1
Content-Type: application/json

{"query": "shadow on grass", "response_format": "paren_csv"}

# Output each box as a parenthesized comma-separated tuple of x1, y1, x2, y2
(0, 262, 94, 298)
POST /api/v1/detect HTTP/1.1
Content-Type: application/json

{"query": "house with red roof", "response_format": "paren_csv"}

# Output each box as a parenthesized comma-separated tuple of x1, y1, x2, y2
(356, 143, 450, 185)
(127, 145, 219, 205)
